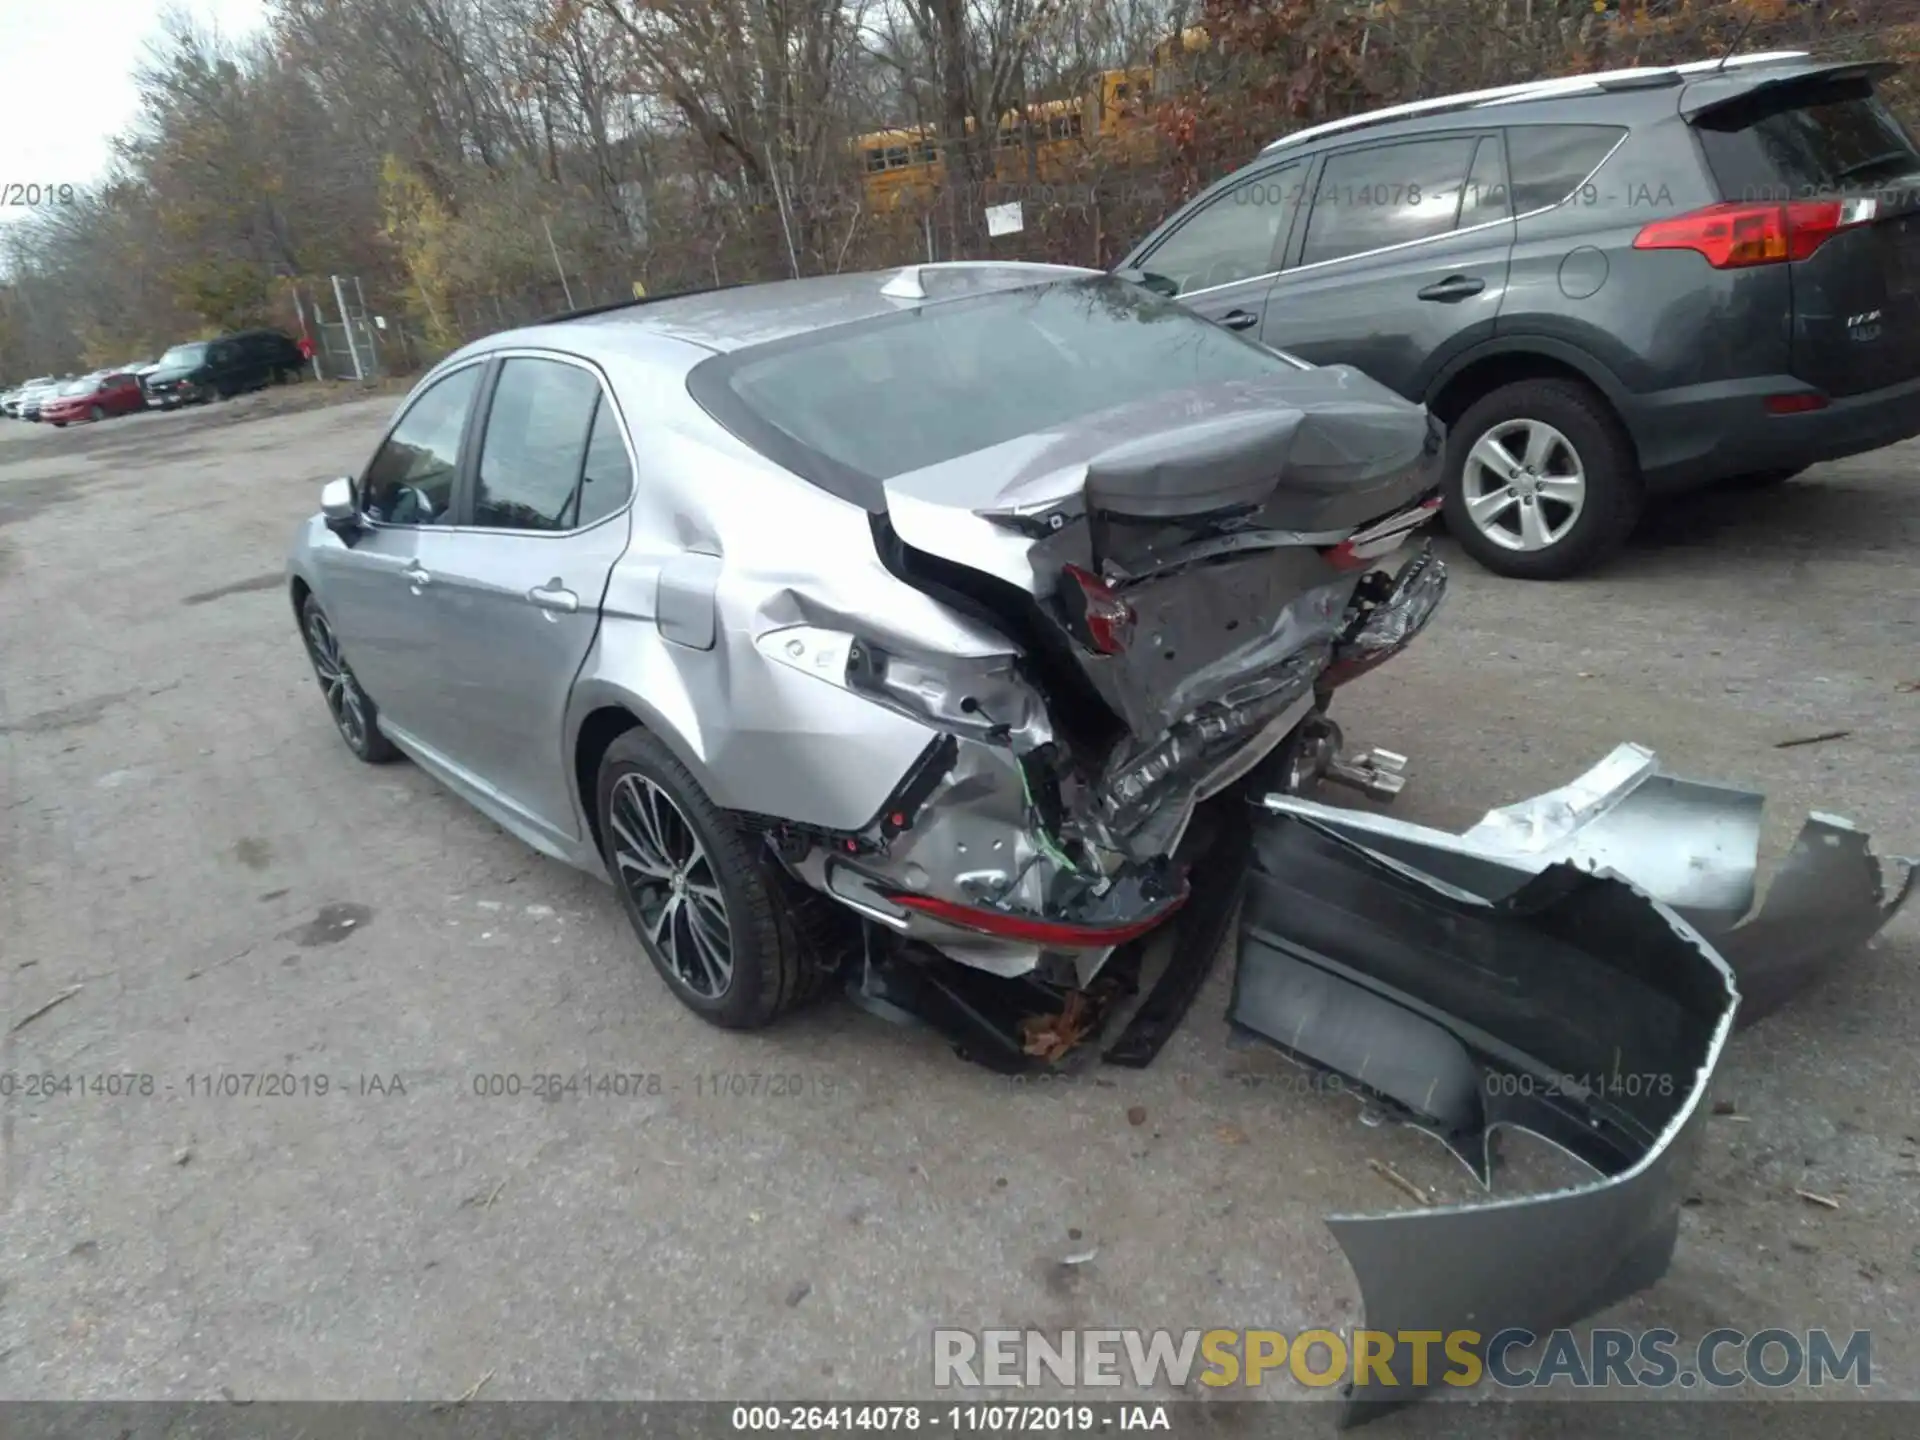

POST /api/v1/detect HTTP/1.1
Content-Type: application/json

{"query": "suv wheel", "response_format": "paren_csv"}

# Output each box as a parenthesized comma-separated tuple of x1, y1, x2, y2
(1442, 379, 1641, 581)
(596, 728, 828, 1029)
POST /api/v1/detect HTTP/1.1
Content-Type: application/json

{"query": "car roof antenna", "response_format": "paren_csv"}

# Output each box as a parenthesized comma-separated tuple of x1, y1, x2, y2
(1714, 10, 1761, 71)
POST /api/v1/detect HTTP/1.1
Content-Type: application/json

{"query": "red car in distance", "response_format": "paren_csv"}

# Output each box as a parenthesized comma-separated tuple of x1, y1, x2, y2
(41, 371, 147, 426)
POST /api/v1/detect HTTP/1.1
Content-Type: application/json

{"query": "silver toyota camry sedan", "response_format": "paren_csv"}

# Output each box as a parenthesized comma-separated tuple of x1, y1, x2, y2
(287, 261, 1445, 1030)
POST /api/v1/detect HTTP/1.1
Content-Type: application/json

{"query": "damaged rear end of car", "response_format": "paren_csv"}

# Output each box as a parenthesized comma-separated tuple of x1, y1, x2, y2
(695, 272, 1447, 987)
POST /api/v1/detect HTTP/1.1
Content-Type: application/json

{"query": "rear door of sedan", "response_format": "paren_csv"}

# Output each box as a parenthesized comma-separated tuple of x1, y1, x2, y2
(406, 351, 636, 844)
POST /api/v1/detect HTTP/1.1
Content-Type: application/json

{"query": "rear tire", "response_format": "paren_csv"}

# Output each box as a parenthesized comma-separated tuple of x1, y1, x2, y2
(596, 728, 827, 1029)
(1442, 378, 1642, 581)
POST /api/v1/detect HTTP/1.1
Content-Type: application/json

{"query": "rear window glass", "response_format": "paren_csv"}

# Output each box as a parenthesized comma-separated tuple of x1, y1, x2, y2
(1693, 75, 1920, 201)
(1504, 125, 1626, 212)
(692, 277, 1300, 501)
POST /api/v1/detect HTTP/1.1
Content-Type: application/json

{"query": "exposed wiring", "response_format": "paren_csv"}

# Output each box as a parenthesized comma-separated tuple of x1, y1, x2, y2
(1018, 756, 1084, 875)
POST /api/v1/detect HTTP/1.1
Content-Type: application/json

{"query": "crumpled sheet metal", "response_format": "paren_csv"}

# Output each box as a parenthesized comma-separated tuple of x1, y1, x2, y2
(1259, 742, 1916, 1024)
(1231, 814, 1737, 1423)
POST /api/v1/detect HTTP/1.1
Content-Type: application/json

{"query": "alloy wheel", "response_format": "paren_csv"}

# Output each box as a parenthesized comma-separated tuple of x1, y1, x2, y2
(303, 607, 370, 752)
(608, 773, 735, 999)
(1460, 419, 1587, 553)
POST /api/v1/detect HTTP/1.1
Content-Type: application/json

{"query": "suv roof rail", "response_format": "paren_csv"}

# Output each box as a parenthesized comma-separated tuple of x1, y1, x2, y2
(879, 260, 1101, 299)
(1259, 50, 1810, 154)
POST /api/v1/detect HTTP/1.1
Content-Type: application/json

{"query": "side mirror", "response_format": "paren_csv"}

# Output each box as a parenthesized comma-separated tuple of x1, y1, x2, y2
(1115, 267, 1180, 298)
(320, 476, 361, 536)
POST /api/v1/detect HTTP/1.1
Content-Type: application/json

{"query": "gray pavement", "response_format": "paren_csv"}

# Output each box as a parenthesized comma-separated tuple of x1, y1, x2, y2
(0, 393, 1915, 1411)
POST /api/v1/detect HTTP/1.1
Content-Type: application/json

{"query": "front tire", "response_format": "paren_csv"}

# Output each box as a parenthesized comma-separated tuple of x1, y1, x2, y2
(596, 728, 823, 1029)
(1442, 379, 1642, 581)
(298, 594, 398, 763)
(89, 405, 105, 422)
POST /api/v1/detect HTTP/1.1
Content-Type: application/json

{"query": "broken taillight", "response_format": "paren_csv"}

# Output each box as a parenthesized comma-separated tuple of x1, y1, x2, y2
(1633, 197, 1879, 268)
(1322, 496, 1442, 571)
(1059, 564, 1134, 655)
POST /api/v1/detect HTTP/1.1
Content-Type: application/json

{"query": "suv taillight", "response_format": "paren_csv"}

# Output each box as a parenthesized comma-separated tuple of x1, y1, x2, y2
(1633, 197, 1879, 268)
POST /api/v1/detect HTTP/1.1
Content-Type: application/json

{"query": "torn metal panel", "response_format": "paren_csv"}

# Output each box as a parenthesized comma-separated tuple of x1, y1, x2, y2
(1260, 743, 1914, 1024)
(1323, 544, 1449, 689)
(1232, 815, 1735, 1421)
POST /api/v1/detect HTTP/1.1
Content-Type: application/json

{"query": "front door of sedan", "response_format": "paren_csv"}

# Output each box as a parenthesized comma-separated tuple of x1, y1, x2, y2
(1124, 161, 1306, 336)
(1262, 132, 1515, 400)
(314, 361, 484, 739)
(404, 354, 635, 843)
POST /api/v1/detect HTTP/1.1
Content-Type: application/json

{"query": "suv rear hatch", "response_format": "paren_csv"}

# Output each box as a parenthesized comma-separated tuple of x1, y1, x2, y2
(1680, 62, 1920, 396)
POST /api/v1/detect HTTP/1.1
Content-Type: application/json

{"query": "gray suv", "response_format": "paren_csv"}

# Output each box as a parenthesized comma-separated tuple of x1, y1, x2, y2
(1121, 51, 1920, 578)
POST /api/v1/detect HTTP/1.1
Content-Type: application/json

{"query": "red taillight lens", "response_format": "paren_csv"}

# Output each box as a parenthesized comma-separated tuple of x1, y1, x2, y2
(1765, 392, 1829, 415)
(1060, 564, 1134, 655)
(1633, 197, 1879, 268)
(888, 889, 1186, 946)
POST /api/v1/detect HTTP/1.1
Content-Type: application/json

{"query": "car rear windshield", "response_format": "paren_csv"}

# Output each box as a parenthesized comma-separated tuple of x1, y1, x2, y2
(1693, 73, 1920, 201)
(692, 276, 1300, 506)
(161, 343, 208, 366)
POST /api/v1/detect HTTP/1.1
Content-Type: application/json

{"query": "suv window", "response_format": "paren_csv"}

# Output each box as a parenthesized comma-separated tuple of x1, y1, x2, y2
(1300, 136, 1480, 266)
(1505, 125, 1626, 212)
(1458, 134, 1513, 226)
(1140, 163, 1302, 295)
(1692, 74, 1920, 201)
(473, 357, 603, 531)
(363, 364, 481, 526)
(575, 398, 634, 528)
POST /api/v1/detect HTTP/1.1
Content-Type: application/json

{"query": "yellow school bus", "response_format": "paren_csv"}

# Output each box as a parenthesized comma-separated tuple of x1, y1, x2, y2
(851, 30, 1210, 211)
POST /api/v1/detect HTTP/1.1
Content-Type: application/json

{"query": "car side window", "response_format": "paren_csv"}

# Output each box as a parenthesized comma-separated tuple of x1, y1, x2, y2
(1505, 125, 1627, 212)
(1299, 136, 1481, 266)
(574, 396, 634, 529)
(362, 364, 481, 527)
(1140, 163, 1301, 296)
(473, 357, 602, 532)
(1457, 135, 1513, 227)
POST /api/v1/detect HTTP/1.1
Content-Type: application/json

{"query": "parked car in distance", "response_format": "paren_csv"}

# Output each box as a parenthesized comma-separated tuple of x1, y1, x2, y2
(18, 377, 71, 422)
(41, 370, 147, 426)
(143, 329, 306, 408)
(1119, 51, 1920, 578)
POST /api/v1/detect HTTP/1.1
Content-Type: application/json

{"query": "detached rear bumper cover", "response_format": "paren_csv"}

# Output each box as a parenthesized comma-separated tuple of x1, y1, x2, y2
(1261, 742, 1916, 1023)
(1234, 816, 1736, 1423)
(1235, 750, 1912, 1422)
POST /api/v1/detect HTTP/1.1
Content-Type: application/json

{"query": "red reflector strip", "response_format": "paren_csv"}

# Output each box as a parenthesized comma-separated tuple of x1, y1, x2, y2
(887, 889, 1186, 946)
(1764, 392, 1829, 415)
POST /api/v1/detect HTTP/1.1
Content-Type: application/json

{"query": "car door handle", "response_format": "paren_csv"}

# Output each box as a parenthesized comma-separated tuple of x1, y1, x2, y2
(1417, 276, 1486, 302)
(1218, 309, 1260, 331)
(403, 563, 432, 590)
(528, 581, 578, 615)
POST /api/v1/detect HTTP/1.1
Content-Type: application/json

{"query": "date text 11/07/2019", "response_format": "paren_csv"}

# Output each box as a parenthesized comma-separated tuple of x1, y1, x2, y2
(731, 1406, 1171, 1432)
(2, 183, 78, 207)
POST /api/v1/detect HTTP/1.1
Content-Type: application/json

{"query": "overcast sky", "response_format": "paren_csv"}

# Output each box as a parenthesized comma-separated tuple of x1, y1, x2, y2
(0, 0, 269, 227)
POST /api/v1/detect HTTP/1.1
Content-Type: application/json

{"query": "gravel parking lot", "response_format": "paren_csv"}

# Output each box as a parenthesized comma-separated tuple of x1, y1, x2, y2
(1, 394, 1916, 1419)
